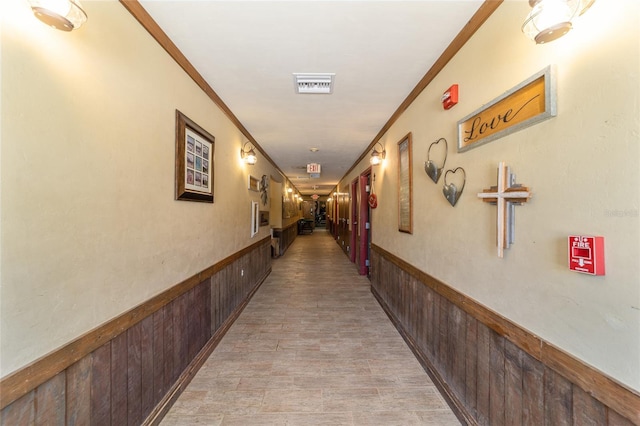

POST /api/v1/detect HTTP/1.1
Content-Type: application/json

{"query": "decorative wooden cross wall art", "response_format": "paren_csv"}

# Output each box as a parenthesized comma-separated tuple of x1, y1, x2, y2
(477, 162, 532, 258)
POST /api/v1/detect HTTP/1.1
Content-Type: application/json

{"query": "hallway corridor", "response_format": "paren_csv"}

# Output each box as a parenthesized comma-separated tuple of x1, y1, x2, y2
(161, 229, 460, 425)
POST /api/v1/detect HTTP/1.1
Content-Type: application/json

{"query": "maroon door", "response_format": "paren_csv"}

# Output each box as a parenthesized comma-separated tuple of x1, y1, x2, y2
(350, 179, 358, 263)
(358, 170, 371, 275)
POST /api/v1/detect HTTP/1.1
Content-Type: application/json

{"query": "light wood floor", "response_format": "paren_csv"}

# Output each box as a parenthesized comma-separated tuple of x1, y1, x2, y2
(161, 229, 460, 425)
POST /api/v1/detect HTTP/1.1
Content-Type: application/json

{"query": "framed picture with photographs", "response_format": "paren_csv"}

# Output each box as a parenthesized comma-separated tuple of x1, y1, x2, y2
(175, 110, 215, 202)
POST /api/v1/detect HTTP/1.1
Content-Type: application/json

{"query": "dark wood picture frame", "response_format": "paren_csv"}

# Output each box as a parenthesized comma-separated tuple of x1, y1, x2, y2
(175, 110, 215, 203)
(397, 132, 413, 233)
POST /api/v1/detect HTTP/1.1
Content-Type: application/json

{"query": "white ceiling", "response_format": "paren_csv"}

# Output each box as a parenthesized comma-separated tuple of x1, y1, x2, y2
(139, 0, 485, 195)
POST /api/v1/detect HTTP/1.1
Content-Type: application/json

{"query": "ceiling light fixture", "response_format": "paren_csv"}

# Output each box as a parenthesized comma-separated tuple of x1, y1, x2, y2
(240, 141, 257, 165)
(370, 142, 386, 166)
(27, 0, 88, 31)
(522, 0, 595, 44)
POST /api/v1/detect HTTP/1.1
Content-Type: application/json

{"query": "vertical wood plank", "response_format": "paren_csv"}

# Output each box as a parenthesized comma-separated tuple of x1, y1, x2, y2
(521, 351, 544, 425)
(66, 356, 92, 425)
(164, 300, 175, 389)
(215, 270, 223, 331)
(172, 295, 183, 381)
(1, 391, 35, 426)
(91, 342, 111, 426)
(179, 292, 189, 374)
(439, 298, 451, 379)
(476, 323, 491, 426)
(572, 385, 605, 426)
(111, 332, 128, 425)
(193, 283, 204, 353)
(504, 340, 523, 426)
(489, 331, 505, 426)
(140, 315, 154, 420)
(153, 308, 166, 405)
(425, 288, 435, 358)
(465, 316, 478, 418)
(544, 368, 573, 426)
(415, 282, 427, 356)
(409, 276, 417, 338)
(35, 371, 66, 424)
(432, 292, 441, 363)
(450, 304, 466, 399)
(187, 287, 197, 361)
(203, 278, 212, 345)
(127, 322, 142, 426)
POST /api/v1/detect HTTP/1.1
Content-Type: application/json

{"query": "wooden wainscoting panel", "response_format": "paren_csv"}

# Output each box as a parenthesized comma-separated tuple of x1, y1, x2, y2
(425, 287, 437, 360)
(140, 315, 155, 419)
(608, 409, 636, 426)
(450, 303, 466, 398)
(0, 391, 34, 426)
(66, 356, 92, 425)
(0, 239, 270, 424)
(544, 367, 573, 426)
(475, 322, 491, 425)
(34, 372, 65, 425)
(370, 244, 640, 426)
(464, 315, 478, 418)
(521, 350, 544, 425)
(542, 341, 640, 424)
(90, 342, 112, 425)
(573, 385, 606, 426)
(489, 329, 506, 426)
(111, 332, 129, 425)
(504, 340, 524, 426)
(152, 309, 166, 404)
(127, 321, 143, 426)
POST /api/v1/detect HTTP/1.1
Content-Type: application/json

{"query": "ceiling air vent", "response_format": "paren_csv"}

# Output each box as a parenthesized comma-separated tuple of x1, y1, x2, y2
(293, 73, 335, 94)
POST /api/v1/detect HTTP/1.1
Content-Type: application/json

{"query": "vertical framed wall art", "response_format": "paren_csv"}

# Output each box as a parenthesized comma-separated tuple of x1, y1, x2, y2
(248, 175, 260, 192)
(175, 110, 215, 203)
(397, 132, 413, 234)
(251, 201, 259, 238)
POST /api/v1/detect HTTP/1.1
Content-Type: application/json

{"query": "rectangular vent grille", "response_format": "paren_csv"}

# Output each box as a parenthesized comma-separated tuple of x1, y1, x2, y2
(293, 73, 335, 94)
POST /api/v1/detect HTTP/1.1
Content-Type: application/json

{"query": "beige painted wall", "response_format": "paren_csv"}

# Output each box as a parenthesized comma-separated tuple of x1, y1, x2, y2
(0, 1, 282, 377)
(341, 1, 639, 391)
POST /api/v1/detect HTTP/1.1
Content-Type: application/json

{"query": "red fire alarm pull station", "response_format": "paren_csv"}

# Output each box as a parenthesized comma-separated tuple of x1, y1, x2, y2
(442, 84, 458, 110)
(568, 235, 605, 276)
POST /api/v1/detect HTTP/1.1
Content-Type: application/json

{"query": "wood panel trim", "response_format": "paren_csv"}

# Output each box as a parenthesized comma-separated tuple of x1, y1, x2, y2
(340, 0, 504, 182)
(370, 285, 477, 426)
(371, 244, 640, 424)
(0, 237, 270, 410)
(143, 268, 270, 426)
(270, 221, 298, 233)
(117, 0, 286, 183)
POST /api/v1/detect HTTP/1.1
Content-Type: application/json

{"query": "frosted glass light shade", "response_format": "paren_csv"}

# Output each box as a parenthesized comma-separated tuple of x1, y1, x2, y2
(27, 0, 87, 31)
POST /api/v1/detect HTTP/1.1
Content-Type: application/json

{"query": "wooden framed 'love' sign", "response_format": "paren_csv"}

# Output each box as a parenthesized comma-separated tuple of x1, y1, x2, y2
(457, 65, 557, 152)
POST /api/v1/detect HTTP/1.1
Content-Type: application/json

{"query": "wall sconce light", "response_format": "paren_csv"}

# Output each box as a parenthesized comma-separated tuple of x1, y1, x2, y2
(370, 142, 386, 166)
(240, 141, 257, 165)
(27, 0, 88, 31)
(287, 188, 293, 193)
(522, 0, 595, 44)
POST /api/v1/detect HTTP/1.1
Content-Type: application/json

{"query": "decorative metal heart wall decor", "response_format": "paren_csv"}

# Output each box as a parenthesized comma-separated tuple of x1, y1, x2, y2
(424, 138, 448, 183)
(443, 167, 466, 207)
